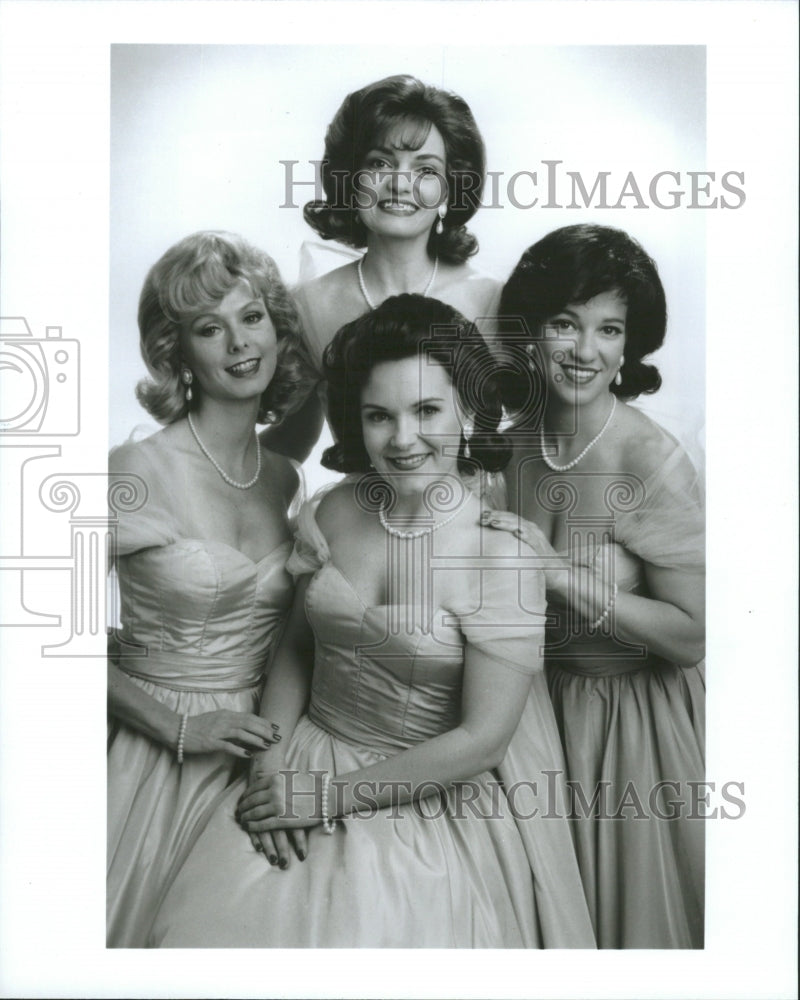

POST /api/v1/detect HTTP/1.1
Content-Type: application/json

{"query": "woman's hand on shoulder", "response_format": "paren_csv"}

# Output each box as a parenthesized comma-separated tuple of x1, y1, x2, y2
(480, 509, 567, 595)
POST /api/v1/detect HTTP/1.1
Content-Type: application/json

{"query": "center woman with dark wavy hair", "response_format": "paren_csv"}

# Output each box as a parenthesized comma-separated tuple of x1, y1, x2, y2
(150, 295, 594, 948)
(268, 74, 501, 461)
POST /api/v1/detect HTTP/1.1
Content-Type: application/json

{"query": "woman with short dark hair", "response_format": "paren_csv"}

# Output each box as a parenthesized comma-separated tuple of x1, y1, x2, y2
(485, 224, 706, 948)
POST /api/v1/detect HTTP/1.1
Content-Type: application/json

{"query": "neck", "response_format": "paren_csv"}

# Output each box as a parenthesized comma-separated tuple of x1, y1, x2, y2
(362, 234, 434, 295)
(544, 392, 615, 436)
(383, 474, 466, 522)
(188, 398, 259, 463)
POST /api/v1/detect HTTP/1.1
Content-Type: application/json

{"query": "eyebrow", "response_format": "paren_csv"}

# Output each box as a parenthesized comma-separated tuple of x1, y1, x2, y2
(553, 308, 626, 323)
(361, 396, 447, 410)
(365, 146, 445, 166)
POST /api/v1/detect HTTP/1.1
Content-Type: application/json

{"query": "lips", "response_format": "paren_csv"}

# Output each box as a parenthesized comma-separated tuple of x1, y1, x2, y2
(386, 453, 430, 470)
(378, 200, 418, 214)
(560, 364, 599, 385)
(225, 358, 260, 377)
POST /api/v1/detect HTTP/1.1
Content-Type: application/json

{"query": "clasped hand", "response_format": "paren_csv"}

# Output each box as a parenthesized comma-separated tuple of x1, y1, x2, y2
(236, 765, 322, 870)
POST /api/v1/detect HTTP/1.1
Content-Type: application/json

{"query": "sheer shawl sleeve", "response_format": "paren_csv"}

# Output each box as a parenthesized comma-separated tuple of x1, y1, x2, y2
(616, 439, 705, 573)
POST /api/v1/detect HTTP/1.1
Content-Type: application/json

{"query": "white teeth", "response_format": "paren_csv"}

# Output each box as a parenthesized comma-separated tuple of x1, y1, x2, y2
(561, 366, 597, 384)
(226, 359, 259, 376)
(389, 454, 428, 469)
(380, 201, 415, 212)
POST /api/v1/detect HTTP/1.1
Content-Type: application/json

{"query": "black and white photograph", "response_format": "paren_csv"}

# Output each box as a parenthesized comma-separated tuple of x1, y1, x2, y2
(0, 1, 797, 997)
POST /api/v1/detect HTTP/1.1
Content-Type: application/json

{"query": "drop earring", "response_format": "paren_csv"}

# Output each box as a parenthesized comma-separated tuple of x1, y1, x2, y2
(436, 204, 446, 236)
(181, 367, 194, 402)
(463, 419, 474, 460)
(615, 355, 625, 386)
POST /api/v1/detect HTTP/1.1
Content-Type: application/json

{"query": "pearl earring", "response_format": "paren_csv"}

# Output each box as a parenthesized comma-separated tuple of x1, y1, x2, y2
(615, 355, 625, 386)
(436, 204, 446, 236)
(181, 367, 194, 402)
(463, 419, 474, 460)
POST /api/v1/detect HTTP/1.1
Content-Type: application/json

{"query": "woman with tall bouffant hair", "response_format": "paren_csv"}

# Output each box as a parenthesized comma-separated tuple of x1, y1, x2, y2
(484, 224, 706, 948)
(268, 74, 500, 461)
(107, 231, 316, 947)
(150, 295, 595, 948)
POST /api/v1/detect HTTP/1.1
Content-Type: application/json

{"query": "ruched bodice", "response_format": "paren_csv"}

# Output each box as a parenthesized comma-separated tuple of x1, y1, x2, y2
(150, 489, 597, 949)
(107, 438, 299, 947)
(117, 540, 293, 690)
(305, 565, 469, 753)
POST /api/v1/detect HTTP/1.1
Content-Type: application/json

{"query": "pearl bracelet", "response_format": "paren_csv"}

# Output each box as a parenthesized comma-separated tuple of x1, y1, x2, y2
(590, 582, 618, 631)
(176, 712, 189, 764)
(321, 772, 337, 834)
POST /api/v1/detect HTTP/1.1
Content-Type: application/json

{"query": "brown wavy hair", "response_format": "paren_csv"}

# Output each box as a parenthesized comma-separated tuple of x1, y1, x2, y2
(304, 75, 486, 266)
(322, 294, 511, 475)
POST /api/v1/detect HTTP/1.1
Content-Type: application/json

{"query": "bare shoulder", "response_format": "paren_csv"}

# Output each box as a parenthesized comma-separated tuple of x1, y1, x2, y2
(315, 479, 361, 541)
(296, 263, 359, 312)
(437, 263, 502, 321)
(108, 427, 173, 478)
(617, 403, 683, 479)
(260, 447, 299, 506)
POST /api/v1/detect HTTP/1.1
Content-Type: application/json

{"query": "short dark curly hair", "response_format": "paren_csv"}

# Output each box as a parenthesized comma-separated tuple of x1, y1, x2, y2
(136, 231, 316, 425)
(498, 224, 667, 410)
(322, 294, 511, 475)
(304, 75, 486, 266)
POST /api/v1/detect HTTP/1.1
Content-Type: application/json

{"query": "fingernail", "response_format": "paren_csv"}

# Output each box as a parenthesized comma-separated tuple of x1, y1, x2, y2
(298, 850, 306, 861)
(279, 858, 288, 870)
(269, 855, 278, 865)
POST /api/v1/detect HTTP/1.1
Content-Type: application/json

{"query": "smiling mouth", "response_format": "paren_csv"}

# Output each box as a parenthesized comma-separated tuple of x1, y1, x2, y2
(378, 200, 418, 214)
(386, 453, 430, 470)
(225, 358, 261, 377)
(560, 364, 599, 385)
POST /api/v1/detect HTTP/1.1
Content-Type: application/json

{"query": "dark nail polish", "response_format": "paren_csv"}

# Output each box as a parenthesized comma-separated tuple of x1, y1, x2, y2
(269, 855, 278, 865)
(279, 858, 288, 869)
(298, 851, 306, 861)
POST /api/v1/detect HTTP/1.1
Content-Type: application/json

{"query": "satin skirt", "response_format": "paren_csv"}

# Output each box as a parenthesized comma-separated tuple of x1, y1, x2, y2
(150, 715, 541, 948)
(547, 659, 706, 948)
(107, 674, 260, 948)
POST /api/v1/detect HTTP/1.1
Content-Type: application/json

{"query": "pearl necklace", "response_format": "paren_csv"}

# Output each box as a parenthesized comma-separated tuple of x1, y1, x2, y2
(378, 496, 466, 539)
(357, 255, 438, 311)
(540, 396, 617, 472)
(187, 413, 262, 490)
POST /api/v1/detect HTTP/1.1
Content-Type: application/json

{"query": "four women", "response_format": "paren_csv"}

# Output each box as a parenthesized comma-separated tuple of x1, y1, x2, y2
(109, 77, 706, 949)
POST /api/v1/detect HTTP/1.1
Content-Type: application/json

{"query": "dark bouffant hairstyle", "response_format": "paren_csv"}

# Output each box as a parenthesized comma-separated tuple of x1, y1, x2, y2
(321, 294, 511, 475)
(136, 231, 316, 425)
(304, 75, 486, 266)
(498, 224, 667, 409)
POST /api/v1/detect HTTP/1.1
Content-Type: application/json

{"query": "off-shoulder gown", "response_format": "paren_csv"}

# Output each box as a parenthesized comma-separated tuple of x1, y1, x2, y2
(545, 440, 706, 948)
(106, 474, 295, 948)
(149, 501, 596, 948)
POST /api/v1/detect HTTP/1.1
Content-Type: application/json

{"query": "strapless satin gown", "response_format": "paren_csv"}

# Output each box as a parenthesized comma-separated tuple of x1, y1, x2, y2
(106, 495, 294, 947)
(545, 441, 706, 948)
(150, 501, 596, 948)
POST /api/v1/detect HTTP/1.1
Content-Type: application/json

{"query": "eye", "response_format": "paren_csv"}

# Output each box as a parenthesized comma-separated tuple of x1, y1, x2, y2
(364, 411, 389, 424)
(546, 318, 574, 333)
(415, 165, 440, 177)
(419, 404, 441, 418)
(365, 156, 391, 170)
(244, 311, 264, 325)
(601, 325, 624, 337)
(198, 323, 222, 338)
